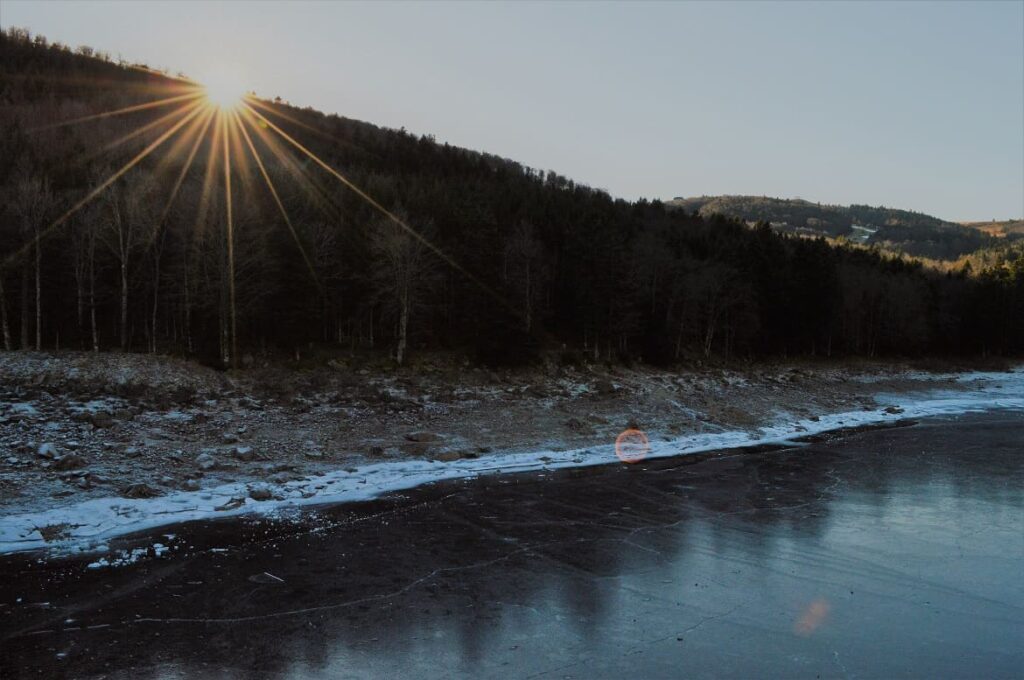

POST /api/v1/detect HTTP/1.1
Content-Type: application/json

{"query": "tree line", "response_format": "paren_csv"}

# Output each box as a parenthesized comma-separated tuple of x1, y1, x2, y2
(2, 28, 1022, 368)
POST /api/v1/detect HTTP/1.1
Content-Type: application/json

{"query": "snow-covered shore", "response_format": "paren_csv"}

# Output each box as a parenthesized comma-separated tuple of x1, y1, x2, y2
(2, 367, 1021, 560)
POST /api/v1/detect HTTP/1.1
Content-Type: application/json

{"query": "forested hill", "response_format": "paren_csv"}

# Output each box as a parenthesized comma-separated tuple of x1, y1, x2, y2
(1, 28, 1023, 367)
(960, 219, 1024, 239)
(668, 195, 1021, 260)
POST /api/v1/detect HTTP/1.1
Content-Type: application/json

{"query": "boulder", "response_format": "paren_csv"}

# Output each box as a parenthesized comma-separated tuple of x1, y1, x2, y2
(404, 431, 443, 443)
(400, 442, 433, 457)
(90, 411, 114, 429)
(302, 439, 324, 459)
(196, 452, 217, 470)
(248, 485, 273, 501)
(564, 417, 595, 435)
(232, 445, 256, 462)
(239, 396, 262, 410)
(122, 483, 162, 499)
(36, 442, 58, 459)
(433, 450, 462, 463)
(526, 384, 549, 398)
(215, 497, 246, 511)
(53, 454, 87, 471)
(267, 472, 292, 484)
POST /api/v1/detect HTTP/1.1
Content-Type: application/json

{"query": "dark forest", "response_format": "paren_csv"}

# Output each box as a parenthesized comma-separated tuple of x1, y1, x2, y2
(2, 28, 1022, 368)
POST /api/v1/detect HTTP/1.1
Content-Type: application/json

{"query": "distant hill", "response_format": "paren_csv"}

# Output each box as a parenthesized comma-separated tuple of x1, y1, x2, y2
(667, 195, 1018, 260)
(960, 220, 1024, 239)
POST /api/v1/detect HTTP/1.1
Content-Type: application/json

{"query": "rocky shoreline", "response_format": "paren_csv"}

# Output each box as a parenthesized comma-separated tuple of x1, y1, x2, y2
(0, 351, 1013, 523)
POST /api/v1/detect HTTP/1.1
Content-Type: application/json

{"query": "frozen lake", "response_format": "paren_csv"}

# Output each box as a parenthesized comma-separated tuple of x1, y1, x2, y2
(2, 412, 1022, 678)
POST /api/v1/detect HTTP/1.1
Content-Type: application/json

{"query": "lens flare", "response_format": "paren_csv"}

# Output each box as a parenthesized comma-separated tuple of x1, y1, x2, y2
(615, 429, 649, 464)
(794, 598, 831, 636)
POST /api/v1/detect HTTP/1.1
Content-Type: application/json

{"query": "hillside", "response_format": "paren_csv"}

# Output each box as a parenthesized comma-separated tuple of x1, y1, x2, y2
(961, 219, 1024, 239)
(1, 27, 1023, 366)
(668, 195, 1018, 260)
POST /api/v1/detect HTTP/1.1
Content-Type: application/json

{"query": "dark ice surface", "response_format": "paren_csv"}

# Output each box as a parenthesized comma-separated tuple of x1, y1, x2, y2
(2, 412, 1022, 679)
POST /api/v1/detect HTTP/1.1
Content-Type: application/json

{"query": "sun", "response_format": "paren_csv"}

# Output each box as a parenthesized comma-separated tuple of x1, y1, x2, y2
(196, 68, 247, 111)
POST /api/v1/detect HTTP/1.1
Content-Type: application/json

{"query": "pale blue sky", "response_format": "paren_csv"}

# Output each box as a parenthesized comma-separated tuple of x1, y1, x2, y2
(3, 0, 1022, 221)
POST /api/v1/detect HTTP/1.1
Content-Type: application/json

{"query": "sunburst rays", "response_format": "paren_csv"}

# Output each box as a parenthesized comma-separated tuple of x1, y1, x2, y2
(231, 107, 321, 289)
(238, 100, 518, 316)
(2, 72, 522, 351)
(2, 100, 206, 271)
(220, 106, 238, 365)
(30, 91, 204, 132)
(149, 106, 217, 247)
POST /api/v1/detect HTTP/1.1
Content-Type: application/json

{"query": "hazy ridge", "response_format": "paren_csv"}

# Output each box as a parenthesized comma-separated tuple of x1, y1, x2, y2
(668, 195, 1022, 260)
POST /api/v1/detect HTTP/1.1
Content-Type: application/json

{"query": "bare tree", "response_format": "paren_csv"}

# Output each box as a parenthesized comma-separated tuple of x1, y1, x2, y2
(145, 189, 188, 354)
(369, 209, 437, 365)
(147, 217, 166, 354)
(502, 221, 547, 332)
(0, 273, 11, 351)
(101, 170, 156, 351)
(685, 262, 753, 358)
(169, 179, 205, 355)
(304, 217, 345, 342)
(71, 205, 101, 351)
(11, 174, 52, 350)
(629, 228, 676, 317)
(226, 201, 271, 362)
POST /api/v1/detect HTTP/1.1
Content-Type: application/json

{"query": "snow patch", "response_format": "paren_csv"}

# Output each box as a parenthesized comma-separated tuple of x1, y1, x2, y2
(7, 402, 39, 416)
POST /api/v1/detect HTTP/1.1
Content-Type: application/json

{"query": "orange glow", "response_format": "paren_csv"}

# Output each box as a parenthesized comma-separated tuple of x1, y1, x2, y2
(196, 68, 246, 111)
(96, 99, 204, 156)
(31, 91, 203, 131)
(794, 598, 831, 636)
(149, 108, 216, 247)
(615, 429, 649, 464)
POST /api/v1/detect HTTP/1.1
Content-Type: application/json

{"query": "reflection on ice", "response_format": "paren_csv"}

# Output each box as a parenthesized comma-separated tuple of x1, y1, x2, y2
(2, 412, 1021, 678)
